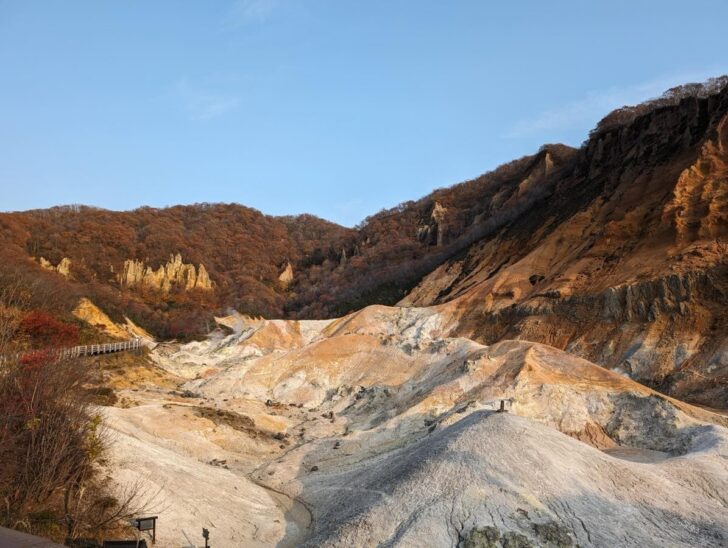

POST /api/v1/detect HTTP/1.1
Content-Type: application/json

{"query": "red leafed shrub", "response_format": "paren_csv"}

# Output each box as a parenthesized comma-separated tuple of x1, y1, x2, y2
(19, 310, 80, 348)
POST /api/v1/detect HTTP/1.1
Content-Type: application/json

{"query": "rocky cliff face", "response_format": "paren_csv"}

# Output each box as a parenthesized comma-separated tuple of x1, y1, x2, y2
(118, 253, 212, 293)
(278, 262, 294, 288)
(416, 201, 448, 246)
(402, 80, 728, 406)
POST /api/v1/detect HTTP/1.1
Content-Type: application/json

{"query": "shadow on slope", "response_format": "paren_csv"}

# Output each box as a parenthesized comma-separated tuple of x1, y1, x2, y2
(288, 412, 728, 547)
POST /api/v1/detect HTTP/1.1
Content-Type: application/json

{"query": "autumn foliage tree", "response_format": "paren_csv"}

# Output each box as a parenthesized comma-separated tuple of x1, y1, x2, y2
(0, 263, 146, 542)
(0, 352, 147, 542)
(19, 310, 80, 348)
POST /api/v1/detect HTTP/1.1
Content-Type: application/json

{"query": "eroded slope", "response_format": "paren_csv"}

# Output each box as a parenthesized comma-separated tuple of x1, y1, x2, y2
(102, 306, 728, 547)
(403, 84, 728, 407)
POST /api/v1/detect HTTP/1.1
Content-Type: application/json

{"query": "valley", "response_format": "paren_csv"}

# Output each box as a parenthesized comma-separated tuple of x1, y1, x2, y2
(4, 3, 728, 546)
(1, 78, 726, 411)
(99, 305, 728, 546)
(1, 77, 726, 547)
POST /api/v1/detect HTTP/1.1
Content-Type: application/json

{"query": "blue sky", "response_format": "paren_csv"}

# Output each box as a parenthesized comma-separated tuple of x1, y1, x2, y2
(1, 1, 727, 226)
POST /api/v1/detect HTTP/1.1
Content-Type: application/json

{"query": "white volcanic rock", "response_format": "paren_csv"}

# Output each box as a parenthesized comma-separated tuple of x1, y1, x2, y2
(292, 412, 728, 547)
(104, 304, 728, 547)
(103, 403, 301, 548)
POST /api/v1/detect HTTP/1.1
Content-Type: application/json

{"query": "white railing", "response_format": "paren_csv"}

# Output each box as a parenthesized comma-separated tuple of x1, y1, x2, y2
(0, 337, 142, 365)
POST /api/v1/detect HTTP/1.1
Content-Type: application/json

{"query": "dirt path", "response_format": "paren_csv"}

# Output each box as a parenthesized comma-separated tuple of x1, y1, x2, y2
(248, 478, 314, 548)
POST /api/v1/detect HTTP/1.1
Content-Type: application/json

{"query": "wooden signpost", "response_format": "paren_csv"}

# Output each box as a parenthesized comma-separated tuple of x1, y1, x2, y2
(133, 516, 158, 544)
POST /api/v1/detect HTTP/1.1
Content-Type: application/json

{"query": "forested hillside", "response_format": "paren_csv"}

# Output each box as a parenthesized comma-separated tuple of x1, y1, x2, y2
(0, 78, 726, 348)
(0, 145, 577, 336)
(0, 205, 353, 337)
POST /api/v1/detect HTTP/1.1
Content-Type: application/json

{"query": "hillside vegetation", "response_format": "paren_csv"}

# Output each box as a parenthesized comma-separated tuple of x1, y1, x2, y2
(0, 77, 726, 406)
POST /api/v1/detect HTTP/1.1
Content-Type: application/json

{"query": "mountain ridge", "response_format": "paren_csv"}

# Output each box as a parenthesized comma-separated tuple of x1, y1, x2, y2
(0, 76, 726, 406)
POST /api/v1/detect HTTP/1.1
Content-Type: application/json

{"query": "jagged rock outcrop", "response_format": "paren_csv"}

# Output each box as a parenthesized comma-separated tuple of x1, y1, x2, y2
(118, 253, 212, 293)
(402, 81, 728, 407)
(662, 108, 728, 243)
(417, 201, 448, 246)
(278, 262, 294, 288)
(38, 256, 71, 277)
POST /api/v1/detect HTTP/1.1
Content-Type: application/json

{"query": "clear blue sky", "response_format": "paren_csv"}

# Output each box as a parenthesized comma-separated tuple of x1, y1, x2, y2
(1, 1, 727, 226)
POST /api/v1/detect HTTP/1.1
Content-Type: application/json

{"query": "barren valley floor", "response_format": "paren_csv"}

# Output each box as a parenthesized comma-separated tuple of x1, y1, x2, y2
(102, 306, 728, 547)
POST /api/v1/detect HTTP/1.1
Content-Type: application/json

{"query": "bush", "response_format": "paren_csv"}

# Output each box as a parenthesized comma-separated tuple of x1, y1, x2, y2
(19, 310, 80, 348)
(0, 354, 143, 542)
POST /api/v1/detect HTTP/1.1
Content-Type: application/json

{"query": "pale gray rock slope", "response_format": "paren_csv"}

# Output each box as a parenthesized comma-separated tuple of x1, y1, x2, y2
(103, 306, 728, 547)
(296, 412, 728, 548)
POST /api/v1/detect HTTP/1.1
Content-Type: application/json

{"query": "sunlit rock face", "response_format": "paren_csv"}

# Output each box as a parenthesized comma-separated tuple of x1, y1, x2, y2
(39, 256, 72, 277)
(118, 253, 213, 292)
(401, 84, 728, 407)
(417, 201, 449, 246)
(278, 261, 294, 288)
